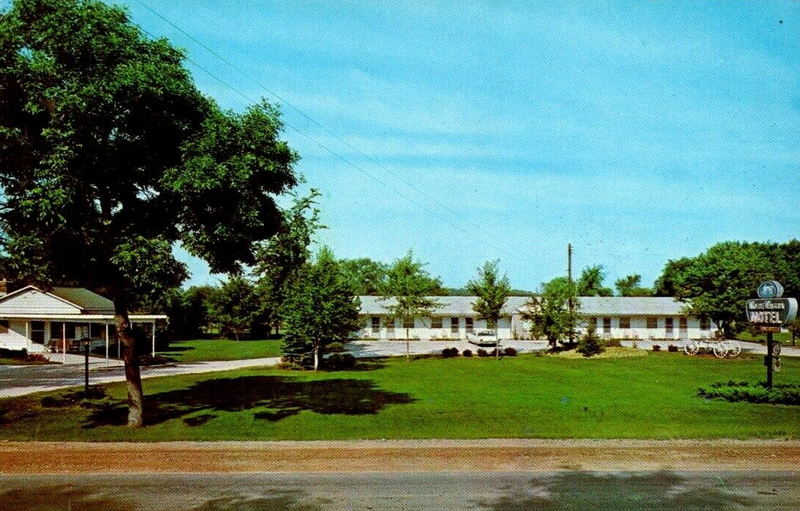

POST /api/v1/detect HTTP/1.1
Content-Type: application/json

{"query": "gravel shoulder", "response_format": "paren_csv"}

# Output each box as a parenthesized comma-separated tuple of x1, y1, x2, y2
(1, 439, 798, 474)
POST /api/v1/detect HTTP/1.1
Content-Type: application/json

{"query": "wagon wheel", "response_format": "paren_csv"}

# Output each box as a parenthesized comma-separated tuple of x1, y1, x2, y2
(683, 340, 699, 355)
(712, 341, 729, 358)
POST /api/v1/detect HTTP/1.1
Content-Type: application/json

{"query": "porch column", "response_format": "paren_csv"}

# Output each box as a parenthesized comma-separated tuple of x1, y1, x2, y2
(62, 322, 66, 364)
(105, 323, 109, 367)
(25, 321, 30, 352)
(151, 321, 155, 357)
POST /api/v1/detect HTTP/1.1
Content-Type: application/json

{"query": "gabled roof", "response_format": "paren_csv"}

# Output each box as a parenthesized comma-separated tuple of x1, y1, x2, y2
(50, 287, 114, 313)
(0, 285, 114, 314)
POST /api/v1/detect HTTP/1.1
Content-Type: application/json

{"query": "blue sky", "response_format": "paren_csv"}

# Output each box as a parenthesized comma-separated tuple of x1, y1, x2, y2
(121, 0, 799, 292)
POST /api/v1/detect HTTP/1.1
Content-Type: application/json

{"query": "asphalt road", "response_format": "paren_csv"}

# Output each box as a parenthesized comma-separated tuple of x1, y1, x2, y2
(0, 471, 797, 510)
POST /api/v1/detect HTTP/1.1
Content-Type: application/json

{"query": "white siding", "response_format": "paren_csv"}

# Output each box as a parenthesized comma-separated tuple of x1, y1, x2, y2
(0, 289, 81, 316)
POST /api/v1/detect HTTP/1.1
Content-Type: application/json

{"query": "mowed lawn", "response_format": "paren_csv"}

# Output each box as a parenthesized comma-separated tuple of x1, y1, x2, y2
(158, 338, 283, 362)
(0, 352, 799, 441)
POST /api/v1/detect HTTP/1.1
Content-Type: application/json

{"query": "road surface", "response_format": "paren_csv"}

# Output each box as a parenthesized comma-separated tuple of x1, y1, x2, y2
(0, 471, 798, 510)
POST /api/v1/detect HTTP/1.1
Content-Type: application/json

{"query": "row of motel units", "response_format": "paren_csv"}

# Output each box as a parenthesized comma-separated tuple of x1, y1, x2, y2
(0, 285, 166, 361)
(357, 296, 714, 341)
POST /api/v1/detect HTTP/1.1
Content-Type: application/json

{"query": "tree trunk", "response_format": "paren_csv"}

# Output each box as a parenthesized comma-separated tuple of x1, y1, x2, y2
(114, 301, 144, 427)
(406, 326, 410, 361)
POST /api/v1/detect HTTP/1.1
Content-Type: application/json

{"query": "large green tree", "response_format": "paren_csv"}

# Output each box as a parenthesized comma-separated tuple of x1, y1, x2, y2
(205, 277, 259, 341)
(466, 260, 511, 356)
(576, 265, 613, 297)
(338, 257, 388, 295)
(281, 247, 360, 371)
(380, 250, 441, 360)
(660, 242, 774, 337)
(253, 191, 321, 336)
(0, 0, 298, 425)
(522, 277, 580, 348)
(614, 274, 653, 297)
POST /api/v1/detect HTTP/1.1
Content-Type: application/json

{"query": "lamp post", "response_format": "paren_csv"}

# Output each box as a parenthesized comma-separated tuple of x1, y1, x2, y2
(82, 338, 90, 395)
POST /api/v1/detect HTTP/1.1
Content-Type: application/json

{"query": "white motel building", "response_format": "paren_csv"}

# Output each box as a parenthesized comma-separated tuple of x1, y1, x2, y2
(357, 295, 714, 341)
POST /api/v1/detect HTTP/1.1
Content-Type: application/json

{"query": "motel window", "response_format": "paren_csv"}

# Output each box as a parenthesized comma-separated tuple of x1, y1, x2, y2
(603, 318, 611, 334)
(466, 317, 474, 333)
(51, 322, 76, 339)
(619, 317, 631, 329)
(403, 317, 414, 329)
(431, 317, 442, 329)
(0, 320, 7, 334)
(30, 321, 45, 344)
(91, 323, 105, 338)
(665, 318, 674, 334)
(647, 317, 658, 329)
(679, 318, 687, 331)
(371, 316, 380, 334)
(700, 317, 710, 330)
(386, 319, 395, 335)
(451, 317, 459, 333)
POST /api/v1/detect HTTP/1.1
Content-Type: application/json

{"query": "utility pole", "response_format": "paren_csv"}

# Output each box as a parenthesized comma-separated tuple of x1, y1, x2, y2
(568, 243, 574, 344)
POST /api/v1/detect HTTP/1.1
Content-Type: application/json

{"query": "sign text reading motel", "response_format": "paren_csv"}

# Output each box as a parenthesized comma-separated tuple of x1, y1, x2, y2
(745, 298, 798, 325)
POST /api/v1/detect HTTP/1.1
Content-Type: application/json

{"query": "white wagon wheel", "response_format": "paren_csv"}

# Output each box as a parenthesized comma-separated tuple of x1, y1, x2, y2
(712, 341, 729, 358)
(684, 340, 699, 355)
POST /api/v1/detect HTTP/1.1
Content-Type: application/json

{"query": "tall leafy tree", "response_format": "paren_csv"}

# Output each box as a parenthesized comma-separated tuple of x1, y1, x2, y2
(205, 277, 259, 341)
(338, 257, 388, 295)
(467, 260, 511, 357)
(0, 0, 298, 425)
(380, 250, 441, 360)
(281, 247, 360, 371)
(664, 242, 774, 337)
(576, 265, 613, 296)
(163, 285, 215, 339)
(614, 274, 653, 297)
(253, 191, 321, 335)
(521, 277, 579, 348)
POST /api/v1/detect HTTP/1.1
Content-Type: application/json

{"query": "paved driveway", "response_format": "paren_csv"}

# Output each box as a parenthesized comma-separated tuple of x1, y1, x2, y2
(0, 357, 281, 398)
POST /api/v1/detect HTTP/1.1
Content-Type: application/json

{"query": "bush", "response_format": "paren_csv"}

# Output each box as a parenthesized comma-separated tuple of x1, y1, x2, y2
(441, 347, 459, 358)
(604, 338, 621, 348)
(326, 342, 346, 353)
(668, 344, 679, 352)
(652, 344, 661, 352)
(698, 381, 800, 406)
(24, 353, 49, 363)
(577, 325, 604, 357)
(0, 347, 27, 360)
(462, 349, 473, 357)
(477, 348, 489, 357)
(325, 353, 356, 370)
(503, 346, 518, 356)
(138, 354, 171, 366)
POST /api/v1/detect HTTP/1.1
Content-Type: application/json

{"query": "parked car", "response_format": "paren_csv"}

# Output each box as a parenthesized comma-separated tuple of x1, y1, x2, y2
(467, 330, 499, 346)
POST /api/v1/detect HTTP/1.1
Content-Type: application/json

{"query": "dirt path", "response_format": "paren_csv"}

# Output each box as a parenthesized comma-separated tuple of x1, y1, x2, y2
(1, 439, 799, 474)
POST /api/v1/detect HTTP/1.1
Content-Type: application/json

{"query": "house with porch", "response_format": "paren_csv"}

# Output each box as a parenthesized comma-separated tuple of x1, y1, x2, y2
(0, 285, 166, 360)
(357, 295, 713, 341)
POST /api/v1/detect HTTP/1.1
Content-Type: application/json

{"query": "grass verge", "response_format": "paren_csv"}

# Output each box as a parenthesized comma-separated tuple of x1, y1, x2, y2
(158, 338, 283, 362)
(0, 352, 798, 441)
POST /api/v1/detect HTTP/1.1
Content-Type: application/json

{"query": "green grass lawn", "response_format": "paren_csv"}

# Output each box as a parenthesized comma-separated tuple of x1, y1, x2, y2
(1, 351, 799, 441)
(736, 331, 796, 345)
(158, 338, 283, 362)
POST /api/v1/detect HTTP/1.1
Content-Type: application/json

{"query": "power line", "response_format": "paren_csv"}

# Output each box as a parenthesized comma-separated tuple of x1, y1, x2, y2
(131, 0, 519, 256)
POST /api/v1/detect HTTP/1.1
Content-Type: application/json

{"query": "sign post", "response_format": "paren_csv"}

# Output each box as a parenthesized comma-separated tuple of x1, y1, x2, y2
(746, 281, 797, 388)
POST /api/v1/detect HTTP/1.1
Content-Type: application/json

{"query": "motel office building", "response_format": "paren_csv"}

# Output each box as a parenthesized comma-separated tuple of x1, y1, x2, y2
(358, 296, 713, 341)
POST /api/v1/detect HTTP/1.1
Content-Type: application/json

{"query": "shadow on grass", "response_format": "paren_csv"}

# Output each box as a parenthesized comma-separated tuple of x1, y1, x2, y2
(476, 472, 753, 511)
(78, 375, 414, 427)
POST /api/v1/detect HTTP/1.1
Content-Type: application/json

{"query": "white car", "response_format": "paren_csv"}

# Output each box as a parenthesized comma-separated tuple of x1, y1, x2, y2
(467, 330, 499, 346)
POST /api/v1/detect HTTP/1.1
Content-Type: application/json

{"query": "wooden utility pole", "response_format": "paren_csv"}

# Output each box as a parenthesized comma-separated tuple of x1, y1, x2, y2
(568, 243, 574, 344)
